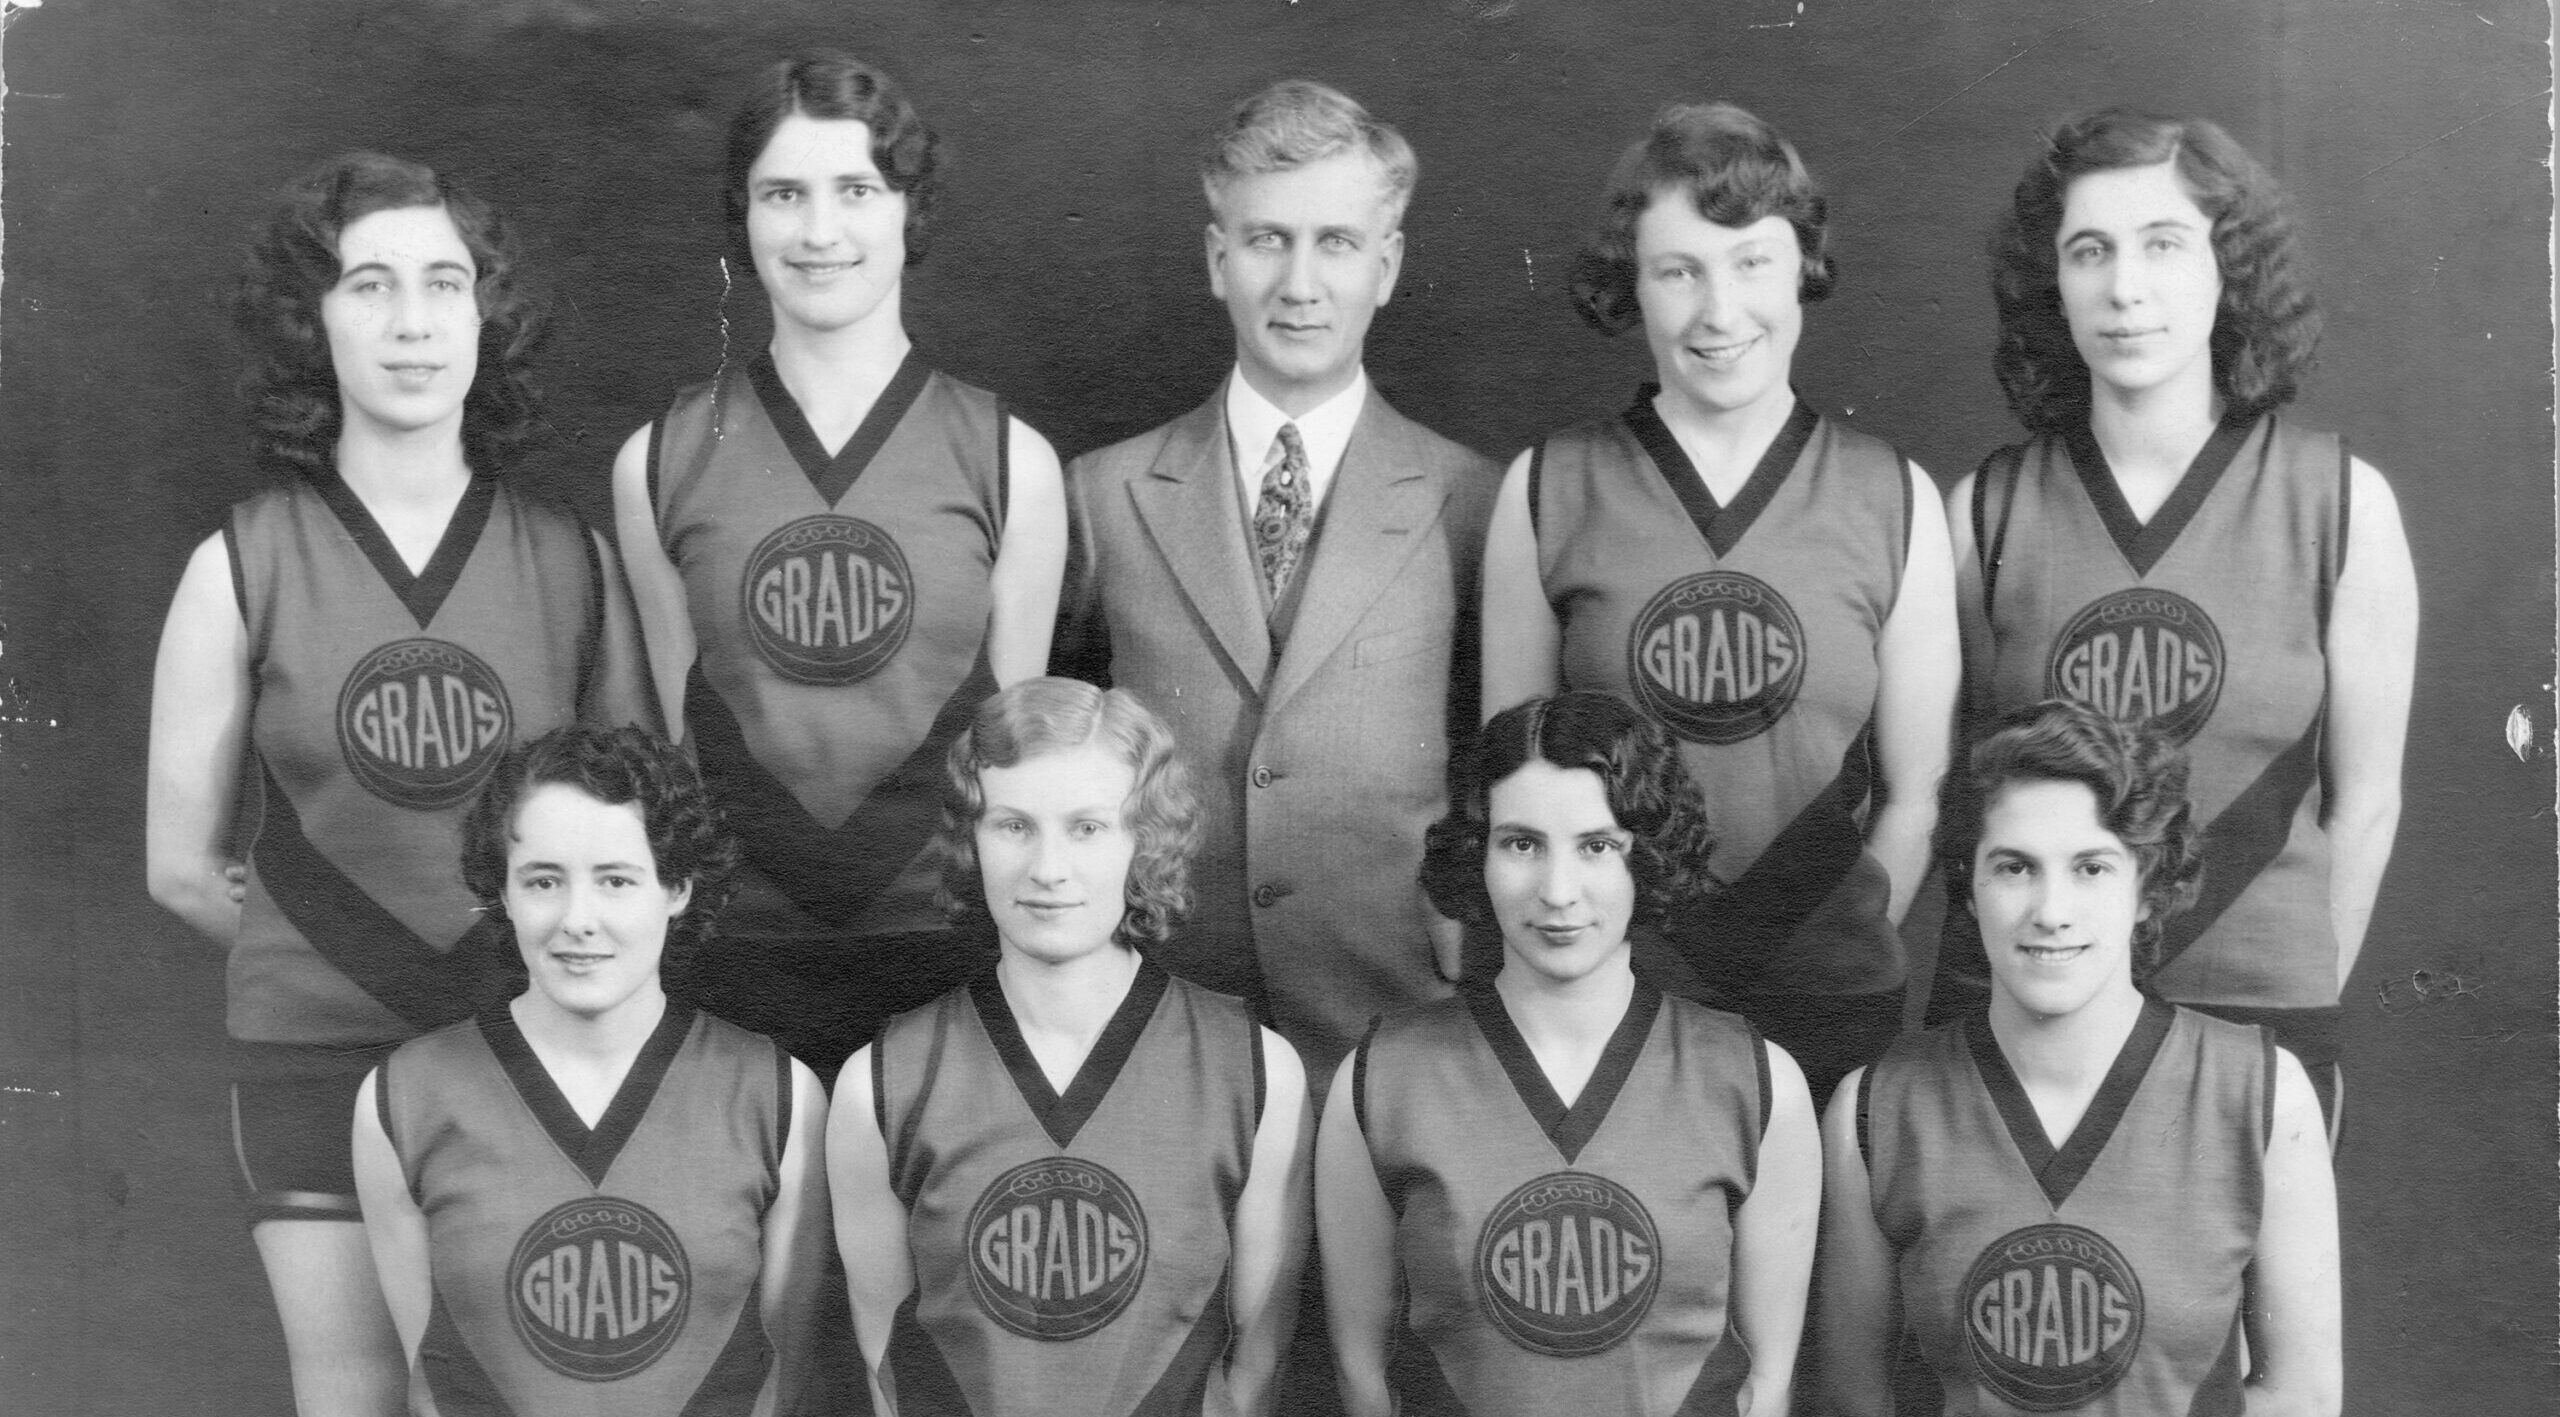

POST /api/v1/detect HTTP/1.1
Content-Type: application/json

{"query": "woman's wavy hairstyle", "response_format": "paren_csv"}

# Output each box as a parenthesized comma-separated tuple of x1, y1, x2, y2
(1571, 101, 1835, 337)
(933, 678, 1200, 952)
(726, 51, 944, 272)
(231, 151, 546, 479)
(1952, 699, 2204, 980)
(1990, 107, 2322, 435)
(1421, 692, 1717, 935)
(460, 724, 741, 991)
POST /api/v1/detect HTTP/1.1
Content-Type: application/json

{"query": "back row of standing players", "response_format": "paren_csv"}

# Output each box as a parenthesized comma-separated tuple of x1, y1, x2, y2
(144, 49, 2407, 1416)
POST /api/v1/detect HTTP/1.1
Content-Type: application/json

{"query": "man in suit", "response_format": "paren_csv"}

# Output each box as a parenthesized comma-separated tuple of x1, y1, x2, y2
(1057, 79, 1498, 1077)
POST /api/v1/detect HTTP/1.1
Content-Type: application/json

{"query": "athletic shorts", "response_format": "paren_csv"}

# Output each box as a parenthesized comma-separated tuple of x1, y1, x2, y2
(228, 1039, 399, 1225)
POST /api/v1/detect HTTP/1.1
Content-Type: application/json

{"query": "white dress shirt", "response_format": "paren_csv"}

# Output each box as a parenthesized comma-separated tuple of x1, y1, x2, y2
(1224, 367, 1368, 513)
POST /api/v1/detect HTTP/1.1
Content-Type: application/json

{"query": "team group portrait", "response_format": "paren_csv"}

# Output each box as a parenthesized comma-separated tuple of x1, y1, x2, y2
(2, 1, 2549, 1414)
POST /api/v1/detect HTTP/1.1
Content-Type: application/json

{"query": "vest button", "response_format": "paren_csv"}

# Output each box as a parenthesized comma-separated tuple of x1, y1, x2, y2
(1251, 765, 1274, 788)
(1253, 884, 1279, 908)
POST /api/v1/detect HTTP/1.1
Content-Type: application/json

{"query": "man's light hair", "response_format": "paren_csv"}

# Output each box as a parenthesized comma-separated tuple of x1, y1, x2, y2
(1200, 79, 1417, 230)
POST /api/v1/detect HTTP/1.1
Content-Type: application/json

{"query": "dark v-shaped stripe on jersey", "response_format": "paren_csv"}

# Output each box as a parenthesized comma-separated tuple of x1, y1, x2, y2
(2152, 715, 2325, 979)
(972, 960, 1170, 1149)
(478, 1001, 696, 1187)
(1622, 386, 1816, 558)
(1465, 977, 1661, 1165)
(686, 649, 998, 927)
(253, 761, 505, 1030)
(748, 347, 932, 506)
(310, 470, 496, 629)
(1966, 997, 2175, 1210)
(2062, 413, 2253, 577)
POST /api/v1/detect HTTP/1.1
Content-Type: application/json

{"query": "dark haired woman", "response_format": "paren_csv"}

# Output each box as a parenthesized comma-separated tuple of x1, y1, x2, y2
(1482, 103, 1958, 1104)
(352, 725, 830, 1416)
(1937, 110, 2417, 1130)
(1823, 700, 2339, 1416)
(828, 678, 1311, 1416)
(1319, 691, 1818, 1417)
(145, 153, 652, 1415)
(612, 52, 1068, 1079)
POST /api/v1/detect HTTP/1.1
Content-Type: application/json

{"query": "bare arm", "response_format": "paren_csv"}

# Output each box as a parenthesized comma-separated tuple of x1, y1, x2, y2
(2320, 457, 2415, 991)
(828, 1045, 913, 1417)
(1314, 1058, 1398, 1417)
(988, 418, 1068, 686)
(2242, 1049, 2343, 1416)
(1213, 1029, 1314, 1417)
(609, 423, 698, 737)
(1868, 460, 1960, 924)
(146, 532, 251, 944)
(1480, 448, 1560, 723)
(1816, 1067, 1900, 1417)
(352, 1069, 432, 1369)
(1731, 1041, 1820, 1417)
(753, 1060, 833, 1417)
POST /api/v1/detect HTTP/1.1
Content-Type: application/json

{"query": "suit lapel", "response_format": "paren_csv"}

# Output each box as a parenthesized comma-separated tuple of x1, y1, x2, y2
(1267, 397, 1448, 713)
(1130, 396, 1272, 692)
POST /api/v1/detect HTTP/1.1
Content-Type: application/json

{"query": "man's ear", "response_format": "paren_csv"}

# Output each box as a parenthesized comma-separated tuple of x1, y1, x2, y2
(1205, 220, 1228, 300)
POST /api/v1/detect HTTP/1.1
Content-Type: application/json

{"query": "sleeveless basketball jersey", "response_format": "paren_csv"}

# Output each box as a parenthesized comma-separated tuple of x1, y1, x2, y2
(653, 352, 1006, 939)
(1970, 415, 2345, 1034)
(874, 962, 1262, 1416)
(1356, 982, 1768, 1417)
(1535, 392, 1911, 997)
(1862, 1003, 2271, 1416)
(379, 1004, 790, 1417)
(228, 474, 646, 1045)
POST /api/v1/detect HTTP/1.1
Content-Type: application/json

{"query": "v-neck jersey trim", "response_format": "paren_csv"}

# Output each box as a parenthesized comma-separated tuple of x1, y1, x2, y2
(1965, 996, 2177, 1210)
(969, 958, 1170, 1150)
(747, 347, 933, 507)
(1463, 977, 1663, 1166)
(477, 1000, 698, 1189)
(310, 470, 497, 629)
(2060, 413, 2256, 577)
(1620, 386, 1817, 559)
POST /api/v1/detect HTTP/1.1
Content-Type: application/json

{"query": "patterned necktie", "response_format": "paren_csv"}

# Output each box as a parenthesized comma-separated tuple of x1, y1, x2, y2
(1252, 422, 1314, 601)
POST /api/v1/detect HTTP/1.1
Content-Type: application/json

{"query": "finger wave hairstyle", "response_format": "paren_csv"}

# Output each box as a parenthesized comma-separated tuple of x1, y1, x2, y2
(232, 151, 546, 479)
(1955, 699, 2204, 980)
(1571, 101, 1836, 337)
(1989, 107, 2322, 436)
(1421, 692, 1717, 934)
(460, 724, 741, 989)
(726, 50, 943, 271)
(1200, 78, 1418, 229)
(934, 678, 1201, 952)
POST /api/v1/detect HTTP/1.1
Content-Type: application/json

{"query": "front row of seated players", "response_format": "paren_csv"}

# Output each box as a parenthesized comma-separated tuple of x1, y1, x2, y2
(347, 683, 2337, 1416)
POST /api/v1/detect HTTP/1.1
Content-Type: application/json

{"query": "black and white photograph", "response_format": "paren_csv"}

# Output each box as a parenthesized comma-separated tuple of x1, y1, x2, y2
(1, 1, 2550, 1412)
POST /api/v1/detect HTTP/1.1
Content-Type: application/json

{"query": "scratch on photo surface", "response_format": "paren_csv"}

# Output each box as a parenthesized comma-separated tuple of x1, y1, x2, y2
(2361, 89, 2551, 180)
(0, 1084, 62, 1098)
(1521, 248, 1535, 292)
(712, 255, 734, 441)
(1894, 13, 2105, 137)
(1750, 1, 1805, 31)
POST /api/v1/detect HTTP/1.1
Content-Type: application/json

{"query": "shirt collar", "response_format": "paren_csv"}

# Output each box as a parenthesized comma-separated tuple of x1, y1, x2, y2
(1225, 366, 1368, 507)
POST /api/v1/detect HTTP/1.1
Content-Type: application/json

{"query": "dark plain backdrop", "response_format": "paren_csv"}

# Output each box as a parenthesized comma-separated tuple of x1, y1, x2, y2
(2, 0, 2550, 1411)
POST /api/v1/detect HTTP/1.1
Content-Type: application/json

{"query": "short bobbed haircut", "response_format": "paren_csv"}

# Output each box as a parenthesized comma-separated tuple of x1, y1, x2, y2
(725, 50, 942, 272)
(232, 151, 545, 479)
(1421, 692, 1717, 935)
(460, 724, 741, 987)
(1954, 699, 2203, 980)
(1990, 107, 2322, 435)
(1571, 101, 1836, 337)
(934, 678, 1200, 953)
(1201, 78, 1418, 230)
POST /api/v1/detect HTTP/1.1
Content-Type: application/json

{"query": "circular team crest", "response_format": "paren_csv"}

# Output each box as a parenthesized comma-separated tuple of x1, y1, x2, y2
(1961, 1223, 2145, 1411)
(336, 638, 513, 811)
(739, 515, 913, 685)
(1474, 1171, 1662, 1357)
(966, 1157, 1149, 1341)
(508, 1197, 692, 1382)
(1626, 572, 1806, 745)
(2046, 589, 2225, 743)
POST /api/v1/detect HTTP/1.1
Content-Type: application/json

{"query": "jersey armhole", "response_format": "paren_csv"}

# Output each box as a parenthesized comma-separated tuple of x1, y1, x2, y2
(221, 518, 264, 669)
(576, 524, 608, 704)
(769, 1039, 793, 1188)
(871, 1036, 891, 1148)
(2322, 438, 2352, 636)
(373, 1055, 421, 1206)
(2258, 1026, 2278, 1153)
(643, 417, 666, 530)
(1351, 1015, 1382, 1146)
(1525, 442, 1546, 540)
(1753, 1025, 1773, 1145)
(993, 400, 1013, 547)
(1975, 445, 2022, 614)
(1854, 1069, 1874, 1172)
(1886, 452, 1917, 620)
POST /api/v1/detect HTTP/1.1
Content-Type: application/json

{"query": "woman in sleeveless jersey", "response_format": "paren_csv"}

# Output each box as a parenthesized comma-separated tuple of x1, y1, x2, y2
(611, 53, 1068, 1081)
(1936, 111, 2417, 1129)
(829, 678, 1312, 1417)
(353, 725, 829, 1416)
(1319, 691, 1819, 1417)
(1823, 700, 2338, 1416)
(146, 154, 652, 1416)
(1480, 103, 1959, 1106)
